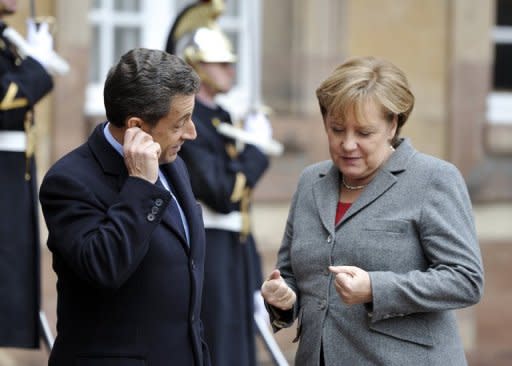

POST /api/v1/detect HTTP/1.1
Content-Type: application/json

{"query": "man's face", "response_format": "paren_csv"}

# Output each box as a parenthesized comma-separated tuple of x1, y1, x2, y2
(143, 94, 197, 164)
(199, 62, 235, 94)
(0, 0, 17, 15)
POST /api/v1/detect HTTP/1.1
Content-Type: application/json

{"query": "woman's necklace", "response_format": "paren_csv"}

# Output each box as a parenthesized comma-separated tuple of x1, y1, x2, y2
(341, 145, 395, 191)
(342, 177, 367, 190)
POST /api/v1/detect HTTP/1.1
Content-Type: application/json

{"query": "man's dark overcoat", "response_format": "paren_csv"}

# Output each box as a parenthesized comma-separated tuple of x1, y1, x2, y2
(39, 123, 210, 366)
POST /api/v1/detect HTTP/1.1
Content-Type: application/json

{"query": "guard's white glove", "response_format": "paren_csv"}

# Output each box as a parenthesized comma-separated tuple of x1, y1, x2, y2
(243, 111, 272, 142)
(26, 19, 54, 70)
(253, 290, 270, 324)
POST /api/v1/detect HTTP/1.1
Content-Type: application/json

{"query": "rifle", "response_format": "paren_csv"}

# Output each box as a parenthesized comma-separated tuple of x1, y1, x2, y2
(254, 312, 289, 366)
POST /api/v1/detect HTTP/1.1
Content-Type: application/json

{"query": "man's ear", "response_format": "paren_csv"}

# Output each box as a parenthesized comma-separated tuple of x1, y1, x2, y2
(127, 117, 144, 129)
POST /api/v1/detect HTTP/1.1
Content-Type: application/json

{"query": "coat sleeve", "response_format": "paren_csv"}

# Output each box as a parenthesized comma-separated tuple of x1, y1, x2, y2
(266, 182, 302, 331)
(39, 171, 172, 289)
(1, 57, 53, 105)
(0, 55, 53, 130)
(368, 162, 484, 322)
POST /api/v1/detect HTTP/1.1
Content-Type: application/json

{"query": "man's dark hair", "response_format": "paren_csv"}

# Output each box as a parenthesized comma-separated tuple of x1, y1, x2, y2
(104, 48, 200, 127)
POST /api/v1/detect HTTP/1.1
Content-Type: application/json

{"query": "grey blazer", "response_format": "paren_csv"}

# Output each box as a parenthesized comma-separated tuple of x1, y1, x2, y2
(270, 139, 484, 366)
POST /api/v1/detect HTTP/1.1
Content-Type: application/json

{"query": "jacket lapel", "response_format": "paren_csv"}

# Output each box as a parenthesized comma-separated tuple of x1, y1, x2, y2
(339, 170, 397, 225)
(339, 139, 415, 225)
(312, 163, 340, 234)
(312, 139, 416, 228)
(87, 122, 129, 191)
(161, 162, 197, 253)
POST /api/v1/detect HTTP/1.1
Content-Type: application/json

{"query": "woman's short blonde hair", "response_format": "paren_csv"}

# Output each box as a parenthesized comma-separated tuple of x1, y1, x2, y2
(316, 56, 414, 145)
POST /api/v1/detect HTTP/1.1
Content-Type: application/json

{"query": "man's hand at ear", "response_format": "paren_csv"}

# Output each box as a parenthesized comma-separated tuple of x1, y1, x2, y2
(123, 127, 161, 183)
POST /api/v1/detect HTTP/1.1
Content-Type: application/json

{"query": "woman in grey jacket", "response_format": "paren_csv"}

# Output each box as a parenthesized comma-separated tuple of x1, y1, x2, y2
(261, 56, 484, 365)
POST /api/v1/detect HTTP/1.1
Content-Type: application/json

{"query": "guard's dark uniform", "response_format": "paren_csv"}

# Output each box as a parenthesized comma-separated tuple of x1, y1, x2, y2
(179, 99, 269, 366)
(0, 22, 53, 348)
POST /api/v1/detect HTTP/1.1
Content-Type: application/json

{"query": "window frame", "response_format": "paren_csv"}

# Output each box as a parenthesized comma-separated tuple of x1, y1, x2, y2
(487, 11, 512, 124)
(85, 0, 262, 122)
(215, 0, 262, 122)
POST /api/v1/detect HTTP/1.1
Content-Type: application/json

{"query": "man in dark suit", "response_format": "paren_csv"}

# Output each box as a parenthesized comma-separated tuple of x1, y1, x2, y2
(39, 48, 210, 366)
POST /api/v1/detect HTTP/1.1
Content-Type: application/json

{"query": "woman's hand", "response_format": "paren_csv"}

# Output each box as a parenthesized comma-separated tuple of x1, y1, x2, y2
(261, 269, 296, 310)
(329, 265, 373, 305)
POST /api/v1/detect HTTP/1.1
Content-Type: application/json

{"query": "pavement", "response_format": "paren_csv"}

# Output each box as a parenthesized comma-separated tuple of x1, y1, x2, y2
(0, 202, 511, 365)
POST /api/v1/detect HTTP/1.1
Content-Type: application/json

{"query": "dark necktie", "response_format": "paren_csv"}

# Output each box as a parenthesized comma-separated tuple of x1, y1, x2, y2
(156, 178, 187, 243)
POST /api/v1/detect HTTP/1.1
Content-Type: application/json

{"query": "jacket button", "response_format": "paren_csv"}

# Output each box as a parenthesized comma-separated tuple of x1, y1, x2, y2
(318, 300, 327, 310)
(147, 213, 155, 222)
(190, 259, 196, 269)
(151, 206, 159, 214)
(326, 235, 332, 244)
(155, 198, 163, 207)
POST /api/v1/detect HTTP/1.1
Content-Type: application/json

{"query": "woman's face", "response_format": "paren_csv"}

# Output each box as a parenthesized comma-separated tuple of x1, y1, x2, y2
(324, 100, 397, 185)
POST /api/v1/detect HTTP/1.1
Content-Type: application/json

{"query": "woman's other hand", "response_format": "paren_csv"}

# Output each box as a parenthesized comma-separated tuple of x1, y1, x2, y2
(261, 269, 296, 310)
(329, 265, 373, 305)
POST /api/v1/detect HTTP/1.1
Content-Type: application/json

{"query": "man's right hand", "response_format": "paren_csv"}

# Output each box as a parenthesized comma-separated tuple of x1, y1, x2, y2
(261, 269, 296, 311)
(123, 127, 161, 183)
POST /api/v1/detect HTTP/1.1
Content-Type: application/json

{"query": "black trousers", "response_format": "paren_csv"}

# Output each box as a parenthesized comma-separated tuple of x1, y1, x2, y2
(320, 341, 325, 366)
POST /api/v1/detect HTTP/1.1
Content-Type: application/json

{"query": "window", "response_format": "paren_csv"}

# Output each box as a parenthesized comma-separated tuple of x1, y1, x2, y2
(86, 0, 262, 122)
(86, 0, 174, 115)
(215, 0, 263, 121)
(488, 0, 512, 124)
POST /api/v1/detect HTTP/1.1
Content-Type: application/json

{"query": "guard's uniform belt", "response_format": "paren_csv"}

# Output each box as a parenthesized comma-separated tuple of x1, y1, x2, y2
(200, 202, 242, 232)
(0, 131, 26, 152)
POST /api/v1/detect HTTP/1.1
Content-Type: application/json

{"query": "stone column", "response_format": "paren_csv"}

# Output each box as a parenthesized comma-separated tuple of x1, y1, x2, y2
(289, 0, 347, 115)
(50, 0, 90, 162)
(446, 0, 512, 202)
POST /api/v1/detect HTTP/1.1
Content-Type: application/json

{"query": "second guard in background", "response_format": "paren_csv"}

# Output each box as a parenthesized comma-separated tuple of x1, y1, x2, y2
(0, 0, 56, 349)
(167, 1, 272, 365)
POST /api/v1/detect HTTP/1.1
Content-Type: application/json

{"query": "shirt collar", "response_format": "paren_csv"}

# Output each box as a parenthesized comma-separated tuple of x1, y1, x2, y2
(103, 122, 124, 157)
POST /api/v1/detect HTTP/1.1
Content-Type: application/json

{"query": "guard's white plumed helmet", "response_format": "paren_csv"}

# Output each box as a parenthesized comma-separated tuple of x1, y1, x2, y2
(176, 26, 236, 64)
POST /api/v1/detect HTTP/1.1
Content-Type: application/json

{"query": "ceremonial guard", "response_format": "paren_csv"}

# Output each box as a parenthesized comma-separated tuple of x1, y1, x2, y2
(0, 0, 58, 348)
(166, 1, 278, 364)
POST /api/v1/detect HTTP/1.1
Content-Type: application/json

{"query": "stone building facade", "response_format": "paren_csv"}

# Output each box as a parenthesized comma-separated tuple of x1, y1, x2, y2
(2, 1, 510, 364)
(7, 0, 508, 203)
